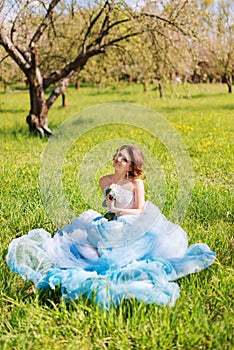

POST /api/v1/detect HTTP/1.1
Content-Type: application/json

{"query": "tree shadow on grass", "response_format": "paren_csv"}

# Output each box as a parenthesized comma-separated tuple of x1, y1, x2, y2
(222, 104, 234, 110)
(87, 90, 131, 96)
(160, 102, 233, 114)
(188, 92, 228, 99)
(0, 114, 90, 138)
(0, 126, 38, 139)
(0, 106, 28, 114)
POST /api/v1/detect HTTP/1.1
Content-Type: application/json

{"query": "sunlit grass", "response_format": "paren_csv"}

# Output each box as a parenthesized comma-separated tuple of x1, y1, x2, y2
(0, 83, 233, 349)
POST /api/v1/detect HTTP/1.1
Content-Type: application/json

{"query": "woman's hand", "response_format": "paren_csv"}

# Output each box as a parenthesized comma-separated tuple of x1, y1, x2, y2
(106, 194, 118, 213)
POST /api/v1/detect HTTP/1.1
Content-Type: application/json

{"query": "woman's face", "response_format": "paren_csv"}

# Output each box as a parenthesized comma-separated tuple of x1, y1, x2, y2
(113, 148, 131, 171)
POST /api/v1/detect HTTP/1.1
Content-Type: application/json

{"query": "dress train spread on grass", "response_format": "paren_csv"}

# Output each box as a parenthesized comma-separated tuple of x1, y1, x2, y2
(7, 185, 215, 307)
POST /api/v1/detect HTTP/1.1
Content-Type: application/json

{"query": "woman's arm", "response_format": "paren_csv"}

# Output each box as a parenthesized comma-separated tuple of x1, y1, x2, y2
(106, 178, 145, 215)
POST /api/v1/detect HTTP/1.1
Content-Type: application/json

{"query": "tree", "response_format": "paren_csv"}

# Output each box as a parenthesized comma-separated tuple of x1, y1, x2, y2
(0, 0, 138, 135)
(191, 0, 234, 92)
(81, 1, 201, 96)
(213, 0, 234, 93)
(0, 0, 201, 136)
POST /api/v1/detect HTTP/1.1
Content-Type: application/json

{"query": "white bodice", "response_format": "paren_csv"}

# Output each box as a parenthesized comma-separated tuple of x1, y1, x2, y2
(104, 184, 135, 210)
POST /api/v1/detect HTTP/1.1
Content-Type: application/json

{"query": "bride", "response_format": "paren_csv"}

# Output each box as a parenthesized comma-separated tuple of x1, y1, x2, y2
(6, 145, 216, 307)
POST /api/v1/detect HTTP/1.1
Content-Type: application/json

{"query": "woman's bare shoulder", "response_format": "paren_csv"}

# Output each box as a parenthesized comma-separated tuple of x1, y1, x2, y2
(132, 178, 144, 188)
(99, 174, 114, 192)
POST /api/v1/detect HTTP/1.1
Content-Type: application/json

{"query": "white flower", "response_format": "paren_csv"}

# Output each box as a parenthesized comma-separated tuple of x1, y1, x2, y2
(102, 184, 122, 207)
(109, 184, 120, 199)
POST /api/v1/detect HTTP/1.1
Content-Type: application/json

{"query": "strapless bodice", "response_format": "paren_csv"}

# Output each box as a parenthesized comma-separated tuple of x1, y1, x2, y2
(104, 184, 135, 210)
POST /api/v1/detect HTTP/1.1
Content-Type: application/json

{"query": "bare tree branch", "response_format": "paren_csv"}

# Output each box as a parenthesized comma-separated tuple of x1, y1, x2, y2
(168, 0, 189, 21)
(142, 12, 195, 37)
(0, 53, 9, 64)
(43, 48, 104, 88)
(0, 30, 30, 74)
(86, 18, 130, 51)
(82, 1, 109, 52)
(10, 2, 29, 44)
(0, 0, 6, 13)
(29, 0, 61, 46)
(101, 30, 145, 49)
(46, 77, 69, 109)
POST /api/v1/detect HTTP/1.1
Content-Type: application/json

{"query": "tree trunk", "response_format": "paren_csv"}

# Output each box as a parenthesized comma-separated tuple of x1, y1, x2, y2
(158, 82, 164, 98)
(75, 78, 81, 89)
(26, 75, 69, 137)
(143, 80, 148, 92)
(26, 81, 52, 137)
(62, 93, 66, 107)
(226, 74, 232, 93)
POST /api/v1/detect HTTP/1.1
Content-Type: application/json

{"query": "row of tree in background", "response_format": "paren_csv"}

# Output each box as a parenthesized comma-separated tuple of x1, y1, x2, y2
(0, 0, 233, 136)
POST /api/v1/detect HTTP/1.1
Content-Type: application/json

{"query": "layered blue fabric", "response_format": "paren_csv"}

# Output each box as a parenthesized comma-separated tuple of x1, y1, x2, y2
(6, 201, 216, 308)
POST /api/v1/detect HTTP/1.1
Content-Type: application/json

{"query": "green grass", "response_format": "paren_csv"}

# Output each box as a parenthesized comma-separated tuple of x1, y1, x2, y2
(0, 82, 233, 349)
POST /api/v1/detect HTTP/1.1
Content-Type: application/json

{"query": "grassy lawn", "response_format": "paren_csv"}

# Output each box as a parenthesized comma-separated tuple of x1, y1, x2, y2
(0, 82, 233, 349)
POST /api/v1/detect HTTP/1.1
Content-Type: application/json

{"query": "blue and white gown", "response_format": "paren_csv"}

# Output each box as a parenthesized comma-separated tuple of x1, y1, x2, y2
(6, 185, 216, 307)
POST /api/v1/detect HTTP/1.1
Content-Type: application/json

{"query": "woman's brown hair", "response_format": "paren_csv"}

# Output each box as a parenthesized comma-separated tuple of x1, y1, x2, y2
(117, 145, 146, 180)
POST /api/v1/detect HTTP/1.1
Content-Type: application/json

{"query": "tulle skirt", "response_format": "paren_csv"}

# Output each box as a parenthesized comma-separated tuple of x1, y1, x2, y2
(6, 201, 216, 307)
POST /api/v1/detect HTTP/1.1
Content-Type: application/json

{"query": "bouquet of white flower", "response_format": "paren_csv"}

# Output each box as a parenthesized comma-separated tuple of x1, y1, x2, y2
(102, 184, 120, 207)
(102, 184, 121, 221)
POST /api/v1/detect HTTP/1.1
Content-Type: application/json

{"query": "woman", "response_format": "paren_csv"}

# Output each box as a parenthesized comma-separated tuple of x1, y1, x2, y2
(100, 145, 145, 216)
(6, 145, 216, 307)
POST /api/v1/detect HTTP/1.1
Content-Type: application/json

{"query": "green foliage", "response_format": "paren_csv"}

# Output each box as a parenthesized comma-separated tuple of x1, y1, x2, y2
(0, 83, 233, 349)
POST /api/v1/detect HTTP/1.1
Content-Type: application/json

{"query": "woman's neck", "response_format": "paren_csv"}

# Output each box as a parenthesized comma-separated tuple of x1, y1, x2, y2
(112, 171, 127, 183)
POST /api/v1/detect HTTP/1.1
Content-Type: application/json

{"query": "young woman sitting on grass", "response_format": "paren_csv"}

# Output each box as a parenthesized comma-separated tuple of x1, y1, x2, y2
(7, 145, 216, 307)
